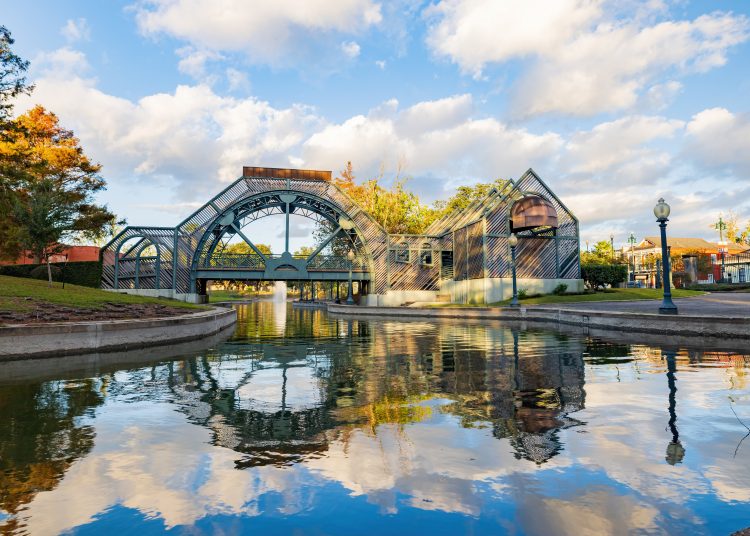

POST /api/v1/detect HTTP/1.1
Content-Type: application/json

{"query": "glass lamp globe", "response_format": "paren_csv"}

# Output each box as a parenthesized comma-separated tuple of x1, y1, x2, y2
(347, 249, 355, 261)
(508, 234, 518, 247)
(654, 198, 671, 220)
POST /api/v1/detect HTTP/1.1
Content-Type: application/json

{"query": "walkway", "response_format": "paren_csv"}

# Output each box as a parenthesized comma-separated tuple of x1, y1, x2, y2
(535, 292, 750, 317)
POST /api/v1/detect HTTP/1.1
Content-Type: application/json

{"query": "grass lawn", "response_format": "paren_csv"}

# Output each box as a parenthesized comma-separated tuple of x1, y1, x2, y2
(0, 275, 204, 312)
(427, 288, 705, 308)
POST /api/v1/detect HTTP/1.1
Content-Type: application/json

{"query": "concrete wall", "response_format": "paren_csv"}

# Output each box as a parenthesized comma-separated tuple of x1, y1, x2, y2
(0, 307, 236, 360)
(363, 290, 438, 307)
(441, 277, 584, 305)
(106, 288, 209, 304)
(327, 303, 750, 340)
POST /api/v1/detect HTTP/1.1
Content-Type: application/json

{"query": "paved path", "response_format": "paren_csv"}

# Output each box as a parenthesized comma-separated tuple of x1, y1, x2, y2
(536, 292, 750, 317)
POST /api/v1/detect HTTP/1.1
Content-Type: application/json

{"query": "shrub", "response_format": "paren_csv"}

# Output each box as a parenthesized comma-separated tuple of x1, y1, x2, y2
(552, 283, 568, 295)
(29, 264, 62, 281)
(518, 288, 528, 299)
(581, 263, 628, 290)
(0, 261, 102, 288)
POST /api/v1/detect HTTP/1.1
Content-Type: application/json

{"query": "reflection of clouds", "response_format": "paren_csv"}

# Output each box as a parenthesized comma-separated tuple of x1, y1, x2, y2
(515, 489, 659, 536)
(236, 365, 323, 412)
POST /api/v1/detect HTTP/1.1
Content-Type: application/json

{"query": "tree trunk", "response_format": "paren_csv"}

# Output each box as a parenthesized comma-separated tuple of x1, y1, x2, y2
(46, 256, 53, 287)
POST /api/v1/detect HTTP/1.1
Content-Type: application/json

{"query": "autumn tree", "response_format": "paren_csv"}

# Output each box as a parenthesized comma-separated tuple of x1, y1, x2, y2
(2, 106, 117, 282)
(223, 242, 272, 256)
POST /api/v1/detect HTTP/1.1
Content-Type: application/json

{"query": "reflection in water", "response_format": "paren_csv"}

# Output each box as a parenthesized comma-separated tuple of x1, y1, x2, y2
(0, 302, 749, 535)
(664, 350, 685, 465)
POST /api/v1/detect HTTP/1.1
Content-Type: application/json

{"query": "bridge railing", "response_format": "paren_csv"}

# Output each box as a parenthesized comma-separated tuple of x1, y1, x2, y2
(198, 253, 368, 272)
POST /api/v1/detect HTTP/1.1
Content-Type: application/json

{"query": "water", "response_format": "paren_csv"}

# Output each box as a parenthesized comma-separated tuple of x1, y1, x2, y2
(1, 302, 749, 535)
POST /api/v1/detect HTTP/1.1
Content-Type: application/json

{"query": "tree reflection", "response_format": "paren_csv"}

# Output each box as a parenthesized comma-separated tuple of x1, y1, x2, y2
(0, 379, 104, 533)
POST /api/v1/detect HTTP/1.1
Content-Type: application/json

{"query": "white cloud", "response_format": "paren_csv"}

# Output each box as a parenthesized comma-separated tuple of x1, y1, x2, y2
(225, 68, 250, 92)
(425, 0, 749, 116)
(303, 94, 562, 182)
(685, 107, 750, 175)
(19, 48, 323, 201)
(61, 18, 90, 42)
(134, 0, 382, 65)
(341, 41, 361, 58)
(32, 47, 90, 79)
(176, 46, 224, 79)
(375, 59, 386, 70)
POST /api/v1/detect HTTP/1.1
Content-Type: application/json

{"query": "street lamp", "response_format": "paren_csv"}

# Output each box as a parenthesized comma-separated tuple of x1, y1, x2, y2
(654, 198, 678, 315)
(718, 241, 728, 283)
(628, 232, 637, 283)
(610, 233, 615, 260)
(509, 233, 519, 307)
(346, 249, 355, 305)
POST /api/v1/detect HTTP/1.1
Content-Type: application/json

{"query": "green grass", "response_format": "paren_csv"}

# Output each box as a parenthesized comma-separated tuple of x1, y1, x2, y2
(427, 288, 705, 308)
(0, 275, 205, 312)
(207, 290, 261, 302)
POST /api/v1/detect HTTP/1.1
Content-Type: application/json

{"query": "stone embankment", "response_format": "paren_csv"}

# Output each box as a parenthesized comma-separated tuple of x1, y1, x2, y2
(0, 306, 237, 360)
(327, 302, 750, 340)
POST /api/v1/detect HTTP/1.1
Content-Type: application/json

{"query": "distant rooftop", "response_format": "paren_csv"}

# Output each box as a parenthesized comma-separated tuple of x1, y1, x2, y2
(636, 236, 748, 253)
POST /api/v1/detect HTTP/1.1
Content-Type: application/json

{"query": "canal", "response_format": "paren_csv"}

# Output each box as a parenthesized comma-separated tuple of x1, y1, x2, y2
(1, 301, 749, 535)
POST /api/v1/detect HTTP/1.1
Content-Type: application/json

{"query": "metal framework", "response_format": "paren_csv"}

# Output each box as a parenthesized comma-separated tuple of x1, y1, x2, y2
(100, 167, 580, 295)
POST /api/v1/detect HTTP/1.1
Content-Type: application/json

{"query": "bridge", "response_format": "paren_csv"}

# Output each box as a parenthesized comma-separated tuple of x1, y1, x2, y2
(100, 166, 581, 305)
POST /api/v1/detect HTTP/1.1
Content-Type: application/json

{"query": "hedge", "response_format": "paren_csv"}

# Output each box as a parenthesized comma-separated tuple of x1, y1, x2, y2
(0, 261, 102, 288)
(581, 263, 628, 289)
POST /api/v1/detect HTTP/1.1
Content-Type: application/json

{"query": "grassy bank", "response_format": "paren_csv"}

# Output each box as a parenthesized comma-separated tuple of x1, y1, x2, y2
(208, 290, 273, 302)
(0, 275, 203, 312)
(428, 288, 705, 307)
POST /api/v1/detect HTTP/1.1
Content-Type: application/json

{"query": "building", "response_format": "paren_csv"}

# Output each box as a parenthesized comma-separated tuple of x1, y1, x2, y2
(0, 245, 101, 266)
(626, 237, 748, 287)
(100, 166, 582, 304)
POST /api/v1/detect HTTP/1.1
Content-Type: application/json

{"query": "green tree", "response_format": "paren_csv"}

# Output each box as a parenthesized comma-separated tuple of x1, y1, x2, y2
(1, 26, 34, 260)
(432, 178, 510, 218)
(223, 242, 272, 255)
(581, 240, 616, 264)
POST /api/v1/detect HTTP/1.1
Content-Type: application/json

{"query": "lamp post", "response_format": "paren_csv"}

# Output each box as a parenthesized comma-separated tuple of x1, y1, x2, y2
(346, 249, 355, 305)
(654, 198, 677, 315)
(718, 241, 728, 283)
(628, 232, 637, 283)
(610, 233, 615, 260)
(509, 233, 519, 307)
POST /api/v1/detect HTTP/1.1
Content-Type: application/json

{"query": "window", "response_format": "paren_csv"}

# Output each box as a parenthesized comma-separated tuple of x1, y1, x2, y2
(420, 243, 433, 266)
(395, 242, 410, 263)
(740, 268, 746, 283)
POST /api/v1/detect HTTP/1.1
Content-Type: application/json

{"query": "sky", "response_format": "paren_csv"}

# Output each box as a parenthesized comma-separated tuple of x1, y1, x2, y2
(3, 0, 750, 251)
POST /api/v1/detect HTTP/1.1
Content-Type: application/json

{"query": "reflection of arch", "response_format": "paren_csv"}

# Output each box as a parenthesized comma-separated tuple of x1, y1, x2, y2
(510, 194, 558, 233)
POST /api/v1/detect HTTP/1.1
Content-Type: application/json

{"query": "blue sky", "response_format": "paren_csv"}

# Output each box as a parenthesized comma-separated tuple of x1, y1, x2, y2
(3, 0, 750, 250)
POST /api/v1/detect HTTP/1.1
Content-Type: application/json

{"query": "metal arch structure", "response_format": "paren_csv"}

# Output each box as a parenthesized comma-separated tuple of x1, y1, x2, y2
(101, 166, 581, 304)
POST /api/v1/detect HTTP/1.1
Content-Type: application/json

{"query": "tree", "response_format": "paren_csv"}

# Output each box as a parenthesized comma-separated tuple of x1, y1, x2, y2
(1, 26, 34, 260)
(581, 240, 616, 264)
(432, 178, 510, 218)
(1, 106, 115, 282)
(223, 242, 272, 256)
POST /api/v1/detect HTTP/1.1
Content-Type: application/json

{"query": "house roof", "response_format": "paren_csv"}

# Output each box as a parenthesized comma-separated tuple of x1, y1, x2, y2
(636, 236, 748, 253)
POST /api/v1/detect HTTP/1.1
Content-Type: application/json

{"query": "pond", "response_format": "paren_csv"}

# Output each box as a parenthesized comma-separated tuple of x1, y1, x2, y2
(1, 301, 749, 535)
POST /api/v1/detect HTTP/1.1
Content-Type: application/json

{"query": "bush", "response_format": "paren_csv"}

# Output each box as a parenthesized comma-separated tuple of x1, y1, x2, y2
(552, 283, 568, 295)
(581, 263, 628, 290)
(29, 264, 62, 281)
(0, 261, 102, 288)
(685, 282, 750, 292)
(518, 288, 528, 299)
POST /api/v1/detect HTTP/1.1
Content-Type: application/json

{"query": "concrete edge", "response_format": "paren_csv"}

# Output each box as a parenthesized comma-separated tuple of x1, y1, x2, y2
(326, 303, 750, 340)
(0, 306, 238, 361)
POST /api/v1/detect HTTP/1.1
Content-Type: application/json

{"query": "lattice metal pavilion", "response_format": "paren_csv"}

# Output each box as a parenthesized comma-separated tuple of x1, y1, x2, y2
(101, 166, 581, 304)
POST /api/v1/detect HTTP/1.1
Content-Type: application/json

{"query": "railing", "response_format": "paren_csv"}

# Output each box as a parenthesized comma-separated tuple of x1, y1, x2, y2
(199, 253, 367, 272)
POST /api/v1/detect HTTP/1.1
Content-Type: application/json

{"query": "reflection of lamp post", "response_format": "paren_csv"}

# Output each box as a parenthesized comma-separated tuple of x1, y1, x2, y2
(346, 249, 355, 305)
(610, 233, 615, 260)
(664, 349, 685, 465)
(509, 234, 519, 307)
(654, 198, 678, 315)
